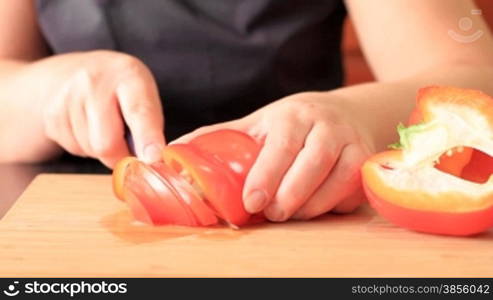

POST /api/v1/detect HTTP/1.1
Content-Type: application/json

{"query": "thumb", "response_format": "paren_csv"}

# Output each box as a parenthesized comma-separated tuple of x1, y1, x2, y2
(117, 79, 165, 164)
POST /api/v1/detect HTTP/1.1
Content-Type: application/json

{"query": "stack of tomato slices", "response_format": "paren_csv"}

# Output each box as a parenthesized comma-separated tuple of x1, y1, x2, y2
(112, 129, 262, 228)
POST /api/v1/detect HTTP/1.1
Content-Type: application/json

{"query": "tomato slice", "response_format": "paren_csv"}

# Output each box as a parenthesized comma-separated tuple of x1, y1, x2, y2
(112, 156, 138, 201)
(122, 182, 153, 225)
(122, 160, 198, 226)
(189, 129, 261, 179)
(150, 162, 218, 226)
(163, 144, 250, 226)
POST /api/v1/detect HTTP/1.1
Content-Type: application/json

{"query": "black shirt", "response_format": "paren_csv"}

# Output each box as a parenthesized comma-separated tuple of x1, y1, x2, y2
(36, 0, 346, 140)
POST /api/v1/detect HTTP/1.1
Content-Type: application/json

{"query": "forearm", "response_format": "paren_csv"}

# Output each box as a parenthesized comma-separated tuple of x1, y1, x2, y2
(0, 59, 62, 162)
(330, 62, 493, 152)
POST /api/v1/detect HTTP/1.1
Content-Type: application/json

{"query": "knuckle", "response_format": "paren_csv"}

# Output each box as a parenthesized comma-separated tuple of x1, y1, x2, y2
(280, 99, 299, 111)
(281, 95, 320, 117)
(127, 102, 155, 121)
(337, 144, 367, 182)
(271, 138, 300, 156)
(339, 159, 361, 184)
(91, 137, 118, 158)
(72, 67, 96, 87)
(275, 99, 300, 117)
(88, 50, 145, 72)
(112, 54, 146, 75)
(65, 68, 98, 99)
(341, 124, 359, 142)
(298, 102, 316, 116)
(308, 145, 334, 168)
(299, 109, 315, 122)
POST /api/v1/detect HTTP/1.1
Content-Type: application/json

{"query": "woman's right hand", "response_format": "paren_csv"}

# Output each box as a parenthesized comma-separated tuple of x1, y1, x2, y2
(37, 50, 165, 168)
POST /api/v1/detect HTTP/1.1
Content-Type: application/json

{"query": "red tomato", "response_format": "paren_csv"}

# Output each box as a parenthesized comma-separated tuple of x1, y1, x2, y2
(112, 129, 260, 227)
(112, 156, 138, 201)
(189, 129, 261, 179)
(122, 184, 153, 225)
(163, 144, 250, 227)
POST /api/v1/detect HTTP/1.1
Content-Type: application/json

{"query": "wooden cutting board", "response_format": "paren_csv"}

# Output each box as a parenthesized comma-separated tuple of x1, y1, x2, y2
(0, 174, 491, 277)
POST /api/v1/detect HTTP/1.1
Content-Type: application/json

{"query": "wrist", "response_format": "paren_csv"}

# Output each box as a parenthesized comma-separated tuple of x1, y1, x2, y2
(322, 90, 380, 154)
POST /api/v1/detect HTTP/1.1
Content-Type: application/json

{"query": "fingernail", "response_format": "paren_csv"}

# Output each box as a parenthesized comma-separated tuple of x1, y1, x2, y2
(265, 203, 285, 222)
(143, 143, 163, 163)
(244, 190, 267, 213)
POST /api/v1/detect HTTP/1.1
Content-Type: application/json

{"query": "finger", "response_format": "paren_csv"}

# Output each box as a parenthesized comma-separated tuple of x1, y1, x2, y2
(264, 124, 342, 221)
(43, 92, 85, 157)
(68, 90, 92, 156)
(332, 188, 367, 214)
(117, 73, 165, 164)
(86, 92, 130, 168)
(292, 143, 369, 220)
(242, 117, 311, 214)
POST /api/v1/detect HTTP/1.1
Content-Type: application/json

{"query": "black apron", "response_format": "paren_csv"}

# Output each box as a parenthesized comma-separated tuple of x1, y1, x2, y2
(36, 0, 346, 140)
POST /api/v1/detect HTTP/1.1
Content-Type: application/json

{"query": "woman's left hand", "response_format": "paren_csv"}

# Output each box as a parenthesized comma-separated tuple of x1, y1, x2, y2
(173, 92, 376, 221)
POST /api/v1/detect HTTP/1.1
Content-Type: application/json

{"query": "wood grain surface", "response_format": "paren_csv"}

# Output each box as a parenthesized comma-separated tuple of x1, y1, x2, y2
(0, 174, 491, 277)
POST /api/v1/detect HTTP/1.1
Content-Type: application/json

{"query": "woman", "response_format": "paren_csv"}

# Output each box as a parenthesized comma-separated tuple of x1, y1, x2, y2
(1, 0, 492, 222)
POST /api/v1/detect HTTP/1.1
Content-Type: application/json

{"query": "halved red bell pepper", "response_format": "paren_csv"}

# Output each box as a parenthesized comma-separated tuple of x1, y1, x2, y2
(112, 129, 261, 228)
(362, 86, 493, 236)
